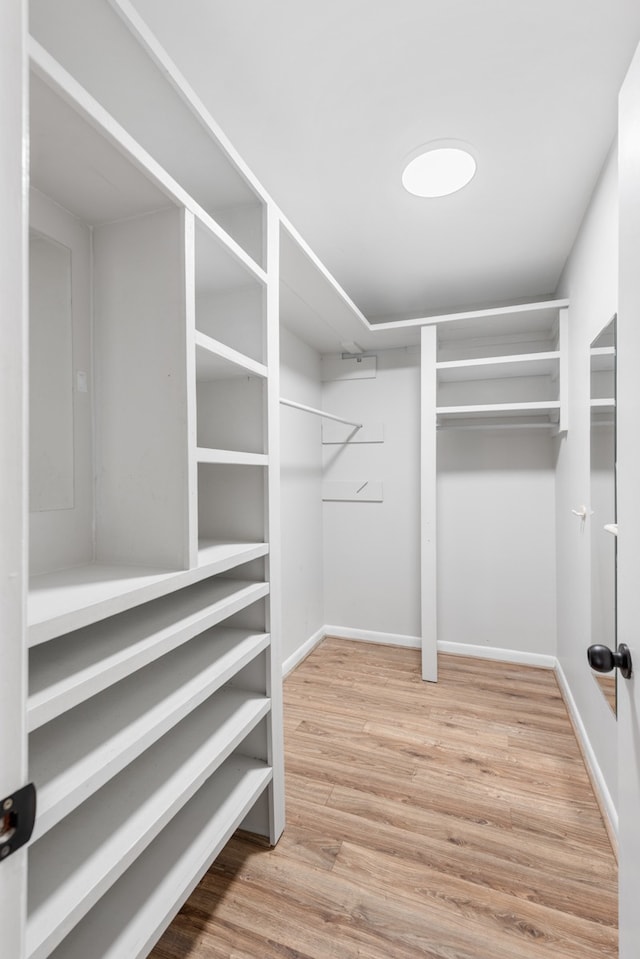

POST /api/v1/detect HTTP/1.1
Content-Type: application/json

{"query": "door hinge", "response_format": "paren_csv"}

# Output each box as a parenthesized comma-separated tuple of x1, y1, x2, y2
(0, 784, 36, 861)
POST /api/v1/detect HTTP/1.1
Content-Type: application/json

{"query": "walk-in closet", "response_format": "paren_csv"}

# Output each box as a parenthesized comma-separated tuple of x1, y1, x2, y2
(3, 1, 640, 957)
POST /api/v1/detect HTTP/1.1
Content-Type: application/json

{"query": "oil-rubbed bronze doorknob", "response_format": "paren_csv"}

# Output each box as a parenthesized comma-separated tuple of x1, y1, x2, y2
(587, 643, 633, 679)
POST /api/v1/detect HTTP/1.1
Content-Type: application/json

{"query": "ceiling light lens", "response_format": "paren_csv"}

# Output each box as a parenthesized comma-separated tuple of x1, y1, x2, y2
(402, 147, 476, 198)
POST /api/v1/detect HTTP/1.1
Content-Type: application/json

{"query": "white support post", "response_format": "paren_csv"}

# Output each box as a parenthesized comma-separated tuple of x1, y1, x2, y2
(265, 205, 285, 844)
(183, 208, 199, 568)
(421, 326, 438, 682)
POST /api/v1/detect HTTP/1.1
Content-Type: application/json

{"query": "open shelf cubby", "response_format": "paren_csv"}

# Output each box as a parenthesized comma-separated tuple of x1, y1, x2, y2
(29, 65, 191, 581)
(30, 0, 266, 269)
(198, 463, 268, 548)
(193, 216, 267, 366)
(196, 372, 266, 457)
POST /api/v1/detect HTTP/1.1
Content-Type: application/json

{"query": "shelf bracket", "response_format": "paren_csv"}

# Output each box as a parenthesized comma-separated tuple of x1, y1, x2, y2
(0, 784, 36, 861)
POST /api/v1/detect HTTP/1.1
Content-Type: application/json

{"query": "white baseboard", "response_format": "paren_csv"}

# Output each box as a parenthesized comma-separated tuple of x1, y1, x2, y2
(282, 626, 326, 677)
(437, 640, 556, 669)
(554, 659, 618, 851)
(323, 625, 421, 648)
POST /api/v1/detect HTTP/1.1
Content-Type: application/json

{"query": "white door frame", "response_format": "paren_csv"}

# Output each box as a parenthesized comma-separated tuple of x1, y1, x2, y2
(0, 0, 28, 955)
(616, 36, 640, 959)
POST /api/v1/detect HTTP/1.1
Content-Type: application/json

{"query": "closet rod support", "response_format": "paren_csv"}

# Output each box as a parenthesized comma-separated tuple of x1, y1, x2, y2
(279, 398, 362, 430)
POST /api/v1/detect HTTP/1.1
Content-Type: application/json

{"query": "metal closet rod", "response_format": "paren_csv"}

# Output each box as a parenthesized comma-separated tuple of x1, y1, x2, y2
(279, 397, 362, 430)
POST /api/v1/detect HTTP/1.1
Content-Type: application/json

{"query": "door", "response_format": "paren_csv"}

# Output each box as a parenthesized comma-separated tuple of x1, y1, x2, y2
(0, 0, 28, 955)
(616, 36, 640, 959)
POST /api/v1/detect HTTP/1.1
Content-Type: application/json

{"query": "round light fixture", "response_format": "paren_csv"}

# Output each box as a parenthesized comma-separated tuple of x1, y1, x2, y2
(402, 145, 477, 198)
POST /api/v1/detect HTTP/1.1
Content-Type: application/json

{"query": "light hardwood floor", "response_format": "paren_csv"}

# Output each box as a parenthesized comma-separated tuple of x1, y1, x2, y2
(150, 638, 617, 959)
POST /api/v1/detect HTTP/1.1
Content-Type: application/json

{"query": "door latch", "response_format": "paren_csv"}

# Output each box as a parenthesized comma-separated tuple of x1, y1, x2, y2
(0, 784, 36, 861)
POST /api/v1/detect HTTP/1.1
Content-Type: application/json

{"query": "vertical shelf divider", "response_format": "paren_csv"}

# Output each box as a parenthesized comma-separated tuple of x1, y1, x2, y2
(184, 209, 199, 569)
(265, 205, 285, 843)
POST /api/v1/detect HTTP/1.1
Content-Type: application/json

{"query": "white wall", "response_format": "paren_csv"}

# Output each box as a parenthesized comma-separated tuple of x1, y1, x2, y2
(321, 347, 557, 656)
(279, 327, 324, 666)
(322, 348, 422, 639)
(555, 144, 618, 810)
(438, 430, 557, 656)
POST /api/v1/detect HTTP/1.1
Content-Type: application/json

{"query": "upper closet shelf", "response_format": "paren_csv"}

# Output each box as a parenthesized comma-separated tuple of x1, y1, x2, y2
(436, 351, 560, 382)
(29, 39, 265, 284)
(195, 331, 267, 381)
(28, 542, 269, 646)
(437, 401, 561, 425)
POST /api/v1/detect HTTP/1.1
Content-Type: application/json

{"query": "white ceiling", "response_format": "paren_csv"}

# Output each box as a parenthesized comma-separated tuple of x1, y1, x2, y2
(131, 0, 640, 323)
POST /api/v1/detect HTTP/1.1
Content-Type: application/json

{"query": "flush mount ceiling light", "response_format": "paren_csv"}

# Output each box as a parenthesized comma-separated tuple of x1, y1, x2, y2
(402, 144, 477, 198)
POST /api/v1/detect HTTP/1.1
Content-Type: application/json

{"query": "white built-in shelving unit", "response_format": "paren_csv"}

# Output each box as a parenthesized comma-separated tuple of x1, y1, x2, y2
(23, 0, 284, 956)
(9, 0, 575, 954)
(420, 299, 570, 682)
(434, 303, 569, 431)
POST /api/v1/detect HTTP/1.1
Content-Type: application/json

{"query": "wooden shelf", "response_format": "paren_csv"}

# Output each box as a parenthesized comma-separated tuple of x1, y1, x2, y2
(196, 447, 268, 467)
(30, 628, 270, 841)
(195, 330, 267, 380)
(29, 579, 269, 731)
(28, 694, 270, 959)
(45, 757, 272, 959)
(29, 543, 268, 646)
(436, 351, 560, 382)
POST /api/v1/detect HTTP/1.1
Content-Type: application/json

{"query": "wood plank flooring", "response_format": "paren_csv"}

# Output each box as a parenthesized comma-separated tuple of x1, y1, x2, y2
(150, 638, 617, 959)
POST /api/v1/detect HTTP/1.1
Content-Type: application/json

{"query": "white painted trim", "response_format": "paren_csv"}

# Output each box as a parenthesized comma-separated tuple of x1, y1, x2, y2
(373, 298, 571, 332)
(0, 0, 28, 953)
(278, 216, 371, 331)
(554, 659, 618, 845)
(109, 0, 270, 205)
(437, 640, 556, 669)
(282, 627, 326, 678)
(264, 204, 285, 845)
(324, 625, 421, 648)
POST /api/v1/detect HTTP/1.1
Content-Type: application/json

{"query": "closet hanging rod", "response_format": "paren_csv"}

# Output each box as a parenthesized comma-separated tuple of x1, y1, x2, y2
(279, 398, 362, 430)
